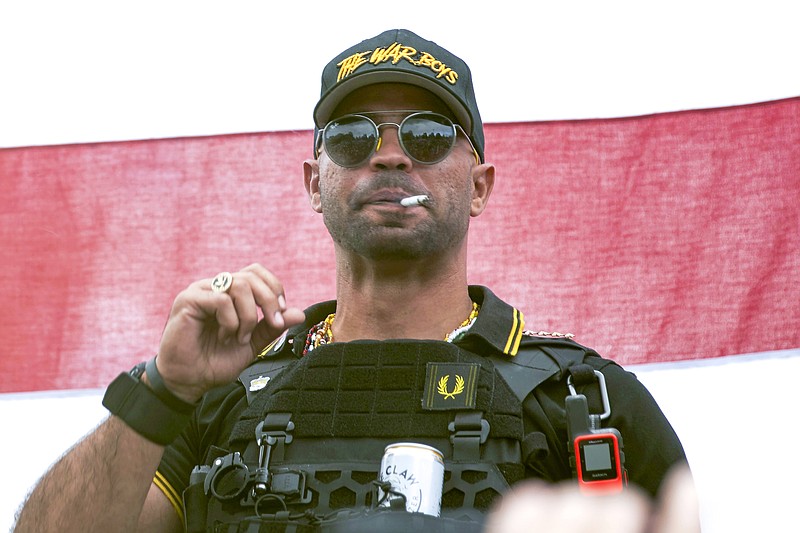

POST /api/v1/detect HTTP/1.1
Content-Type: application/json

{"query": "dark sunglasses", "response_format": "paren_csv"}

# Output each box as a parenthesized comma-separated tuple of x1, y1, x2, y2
(316, 111, 479, 168)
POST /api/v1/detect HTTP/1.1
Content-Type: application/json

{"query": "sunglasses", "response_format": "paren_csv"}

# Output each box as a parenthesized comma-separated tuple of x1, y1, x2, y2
(316, 111, 479, 168)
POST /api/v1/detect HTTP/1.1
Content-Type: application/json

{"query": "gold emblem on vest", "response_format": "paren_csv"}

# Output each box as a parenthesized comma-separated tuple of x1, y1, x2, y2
(436, 374, 465, 400)
(423, 362, 478, 410)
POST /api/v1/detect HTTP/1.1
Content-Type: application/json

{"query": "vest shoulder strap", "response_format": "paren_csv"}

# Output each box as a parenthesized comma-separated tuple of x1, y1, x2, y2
(490, 335, 596, 403)
(238, 333, 297, 404)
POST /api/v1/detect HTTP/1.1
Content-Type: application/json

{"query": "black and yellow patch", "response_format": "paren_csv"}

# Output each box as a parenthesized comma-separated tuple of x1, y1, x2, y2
(422, 362, 480, 410)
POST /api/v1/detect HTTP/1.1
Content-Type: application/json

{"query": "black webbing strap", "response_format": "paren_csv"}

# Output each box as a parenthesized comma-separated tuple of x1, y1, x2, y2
(255, 412, 294, 463)
(521, 432, 549, 466)
(566, 364, 605, 416)
(567, 363, 597, 387)
(448, 411, 490, 460)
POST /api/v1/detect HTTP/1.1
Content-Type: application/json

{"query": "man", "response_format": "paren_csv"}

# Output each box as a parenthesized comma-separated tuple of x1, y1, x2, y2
(15, 29, 688, 532)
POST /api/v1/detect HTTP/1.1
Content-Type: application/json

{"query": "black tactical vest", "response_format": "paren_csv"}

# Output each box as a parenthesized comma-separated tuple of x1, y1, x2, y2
(184, 338, 591, 532)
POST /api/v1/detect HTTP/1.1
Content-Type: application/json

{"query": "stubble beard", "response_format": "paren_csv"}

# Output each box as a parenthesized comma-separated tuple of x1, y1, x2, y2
(319, 171, 470, 261)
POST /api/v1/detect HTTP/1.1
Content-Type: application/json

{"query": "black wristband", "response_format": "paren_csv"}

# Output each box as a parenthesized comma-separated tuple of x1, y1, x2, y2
(145, 356, 197, 413)
(102, 363, 195, 446)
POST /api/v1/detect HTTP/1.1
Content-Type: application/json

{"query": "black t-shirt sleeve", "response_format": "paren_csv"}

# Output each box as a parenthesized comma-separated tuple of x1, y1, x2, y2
(155, 382, 248, 501)
(156, 413, 202, 500)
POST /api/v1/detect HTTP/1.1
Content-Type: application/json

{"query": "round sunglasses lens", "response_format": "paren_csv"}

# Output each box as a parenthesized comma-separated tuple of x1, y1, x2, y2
(400, 114, 456, 163)
(323, 116, 377, 167)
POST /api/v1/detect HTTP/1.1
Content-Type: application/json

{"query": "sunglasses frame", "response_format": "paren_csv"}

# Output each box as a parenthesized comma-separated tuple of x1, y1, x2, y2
(316, 111, 479, 168)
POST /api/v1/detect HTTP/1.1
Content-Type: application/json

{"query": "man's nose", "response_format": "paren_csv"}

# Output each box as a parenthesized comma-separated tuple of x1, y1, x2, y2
(368, 126, 414, 171)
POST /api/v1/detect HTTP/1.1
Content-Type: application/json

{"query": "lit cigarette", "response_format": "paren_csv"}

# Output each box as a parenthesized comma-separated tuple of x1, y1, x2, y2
(400, 195, 430, 207)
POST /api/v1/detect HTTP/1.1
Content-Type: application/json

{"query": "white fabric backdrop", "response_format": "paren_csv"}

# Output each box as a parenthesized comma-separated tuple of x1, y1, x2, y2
(4, 350, 799, 532)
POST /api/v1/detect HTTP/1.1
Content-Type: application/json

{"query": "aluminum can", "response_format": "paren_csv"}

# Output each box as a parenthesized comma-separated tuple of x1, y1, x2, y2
(378, 442, 444, 516)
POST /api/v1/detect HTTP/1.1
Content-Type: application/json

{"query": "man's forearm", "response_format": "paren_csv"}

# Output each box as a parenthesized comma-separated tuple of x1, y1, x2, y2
(14, 415, 165, 533)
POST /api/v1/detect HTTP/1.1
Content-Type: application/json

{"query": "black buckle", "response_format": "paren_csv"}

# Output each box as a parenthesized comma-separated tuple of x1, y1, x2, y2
(448, 412, 490, 460)
(253, 413, 295, 496)
(255, 414, 294, 458)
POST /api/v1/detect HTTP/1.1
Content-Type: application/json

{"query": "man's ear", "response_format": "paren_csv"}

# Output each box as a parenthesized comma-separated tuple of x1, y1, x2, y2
(303, 159, 323, 213)
(470, 162, 495, 216)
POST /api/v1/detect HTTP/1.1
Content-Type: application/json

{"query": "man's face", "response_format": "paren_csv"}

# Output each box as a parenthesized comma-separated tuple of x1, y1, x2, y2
(313, 83, 479, 262)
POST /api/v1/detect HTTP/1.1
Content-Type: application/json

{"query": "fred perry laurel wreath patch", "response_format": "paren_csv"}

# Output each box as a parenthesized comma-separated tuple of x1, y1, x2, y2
(422, 362, 479, 410)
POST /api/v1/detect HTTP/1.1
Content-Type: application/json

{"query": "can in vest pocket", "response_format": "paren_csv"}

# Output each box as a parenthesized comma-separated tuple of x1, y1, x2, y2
(378, 442, 444, 517)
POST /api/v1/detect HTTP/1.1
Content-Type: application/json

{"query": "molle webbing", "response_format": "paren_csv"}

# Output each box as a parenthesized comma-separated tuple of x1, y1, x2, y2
(229, 340, 524, 448)
(189, 339, 594, 531)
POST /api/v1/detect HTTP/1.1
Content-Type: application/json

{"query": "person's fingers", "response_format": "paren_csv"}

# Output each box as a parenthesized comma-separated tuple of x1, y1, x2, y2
(224, 272, 262, 344)
(170, 279, 240, 340)
(484, 482, 550, 533)
(250, 307, 306, 354)
(485, 481, 650, 533)
(203, 265, 305, 353)
(204, 265, 289, 343)
(651, 464, 701, 533)
(155, 267, 305, 400)
(241, 263, 290, 330)
(590, 487, 651, 533)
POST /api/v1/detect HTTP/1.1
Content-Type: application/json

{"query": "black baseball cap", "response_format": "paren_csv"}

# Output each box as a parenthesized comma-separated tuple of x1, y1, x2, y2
(313, 29, 485, 163)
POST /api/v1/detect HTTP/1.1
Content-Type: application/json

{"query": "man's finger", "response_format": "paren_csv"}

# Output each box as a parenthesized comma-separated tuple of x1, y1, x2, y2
(250, 308, 306, 355)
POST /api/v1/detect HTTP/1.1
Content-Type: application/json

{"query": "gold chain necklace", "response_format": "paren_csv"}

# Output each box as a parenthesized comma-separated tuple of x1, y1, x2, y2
(303, 302, 480, 355)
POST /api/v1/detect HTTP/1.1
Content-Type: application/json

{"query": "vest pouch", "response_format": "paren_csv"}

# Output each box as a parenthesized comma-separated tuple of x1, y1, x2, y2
(199, 438, 516, 531)
(241, 436, 517, 520)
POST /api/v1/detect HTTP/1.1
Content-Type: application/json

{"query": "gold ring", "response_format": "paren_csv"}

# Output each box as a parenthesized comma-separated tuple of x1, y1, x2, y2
(210, 272, 233, 293)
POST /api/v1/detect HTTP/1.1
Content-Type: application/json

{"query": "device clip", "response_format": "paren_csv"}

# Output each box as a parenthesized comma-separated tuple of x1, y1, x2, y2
(567, 369, 611, 428)
(253, 414, 295, 497)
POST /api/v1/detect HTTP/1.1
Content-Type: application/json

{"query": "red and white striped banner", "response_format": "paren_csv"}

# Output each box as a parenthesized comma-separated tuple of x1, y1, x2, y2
(2, 97, 798, 393)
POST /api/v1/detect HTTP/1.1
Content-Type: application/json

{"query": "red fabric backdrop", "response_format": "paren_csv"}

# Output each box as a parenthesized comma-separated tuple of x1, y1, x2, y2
(2, 97, 798, 393)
